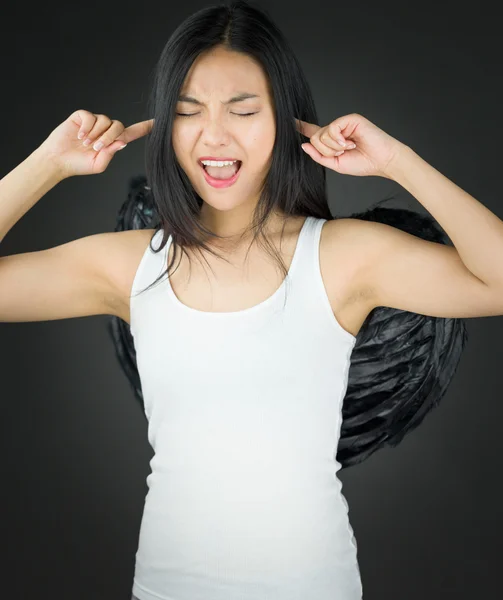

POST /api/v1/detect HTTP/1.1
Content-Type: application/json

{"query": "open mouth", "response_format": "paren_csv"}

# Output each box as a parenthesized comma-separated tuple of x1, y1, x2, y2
(198, 160, 243, 187)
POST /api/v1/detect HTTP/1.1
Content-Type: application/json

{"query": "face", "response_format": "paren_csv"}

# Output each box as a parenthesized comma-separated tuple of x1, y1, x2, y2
(172, 46, 276, 222)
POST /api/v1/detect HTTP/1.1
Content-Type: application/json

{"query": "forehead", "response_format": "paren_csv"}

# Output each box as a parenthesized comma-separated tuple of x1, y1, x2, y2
(180, 47, 269, 98)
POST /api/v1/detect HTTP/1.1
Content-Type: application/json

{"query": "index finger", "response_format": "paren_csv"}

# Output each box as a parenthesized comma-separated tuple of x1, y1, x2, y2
(121, 119, 154, 143)
(295, 118, 320, 138)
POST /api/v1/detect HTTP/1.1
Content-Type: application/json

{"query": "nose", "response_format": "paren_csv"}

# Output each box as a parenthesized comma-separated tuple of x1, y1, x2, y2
(200, 118, 232, 147)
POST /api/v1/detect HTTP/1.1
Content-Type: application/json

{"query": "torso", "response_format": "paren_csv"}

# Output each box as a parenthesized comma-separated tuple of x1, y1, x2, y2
(110, 217, 374, 339)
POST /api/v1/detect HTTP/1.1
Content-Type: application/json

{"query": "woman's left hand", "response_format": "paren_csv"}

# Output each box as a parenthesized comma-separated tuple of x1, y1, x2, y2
(296, 113, 406, 179)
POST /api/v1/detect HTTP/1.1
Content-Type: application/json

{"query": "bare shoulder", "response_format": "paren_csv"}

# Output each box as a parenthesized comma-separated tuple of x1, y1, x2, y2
(319, 217, 378, 336)
(322, 215, 415, 293)
(322, 216, 375, 248)
(321, 217, 376, 296)
(99, 228, 157, 323)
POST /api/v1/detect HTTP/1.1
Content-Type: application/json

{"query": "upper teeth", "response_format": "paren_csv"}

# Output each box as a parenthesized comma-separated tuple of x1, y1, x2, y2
(201, 160, 238, 167)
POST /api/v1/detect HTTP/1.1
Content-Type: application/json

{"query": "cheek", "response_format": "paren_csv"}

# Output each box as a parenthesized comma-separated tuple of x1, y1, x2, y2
(172, 125, 185, 148)
(172, 129, 193, 165)
(244, 120, 274, 149)
(249, 134, 275, 167)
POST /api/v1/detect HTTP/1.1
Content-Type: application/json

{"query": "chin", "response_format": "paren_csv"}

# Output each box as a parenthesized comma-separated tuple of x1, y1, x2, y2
(201, 196, 246, 212)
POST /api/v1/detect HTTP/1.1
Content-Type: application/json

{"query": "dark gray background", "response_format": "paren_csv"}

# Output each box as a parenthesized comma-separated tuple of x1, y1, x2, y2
(1, 0, 501, 598)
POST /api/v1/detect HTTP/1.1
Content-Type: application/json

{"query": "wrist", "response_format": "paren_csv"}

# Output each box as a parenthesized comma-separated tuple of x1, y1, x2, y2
(382, 143, 415, 181)
(30, 146, 70, 182)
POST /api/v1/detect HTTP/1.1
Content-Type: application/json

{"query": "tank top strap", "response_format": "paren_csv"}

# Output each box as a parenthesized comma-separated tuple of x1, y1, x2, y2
(130, 229, 164, 295)
(288, 216, 327, 288)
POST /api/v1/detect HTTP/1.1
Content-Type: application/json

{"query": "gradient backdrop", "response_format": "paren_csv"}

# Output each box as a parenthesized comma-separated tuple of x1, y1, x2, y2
(0, 0, 501, 598)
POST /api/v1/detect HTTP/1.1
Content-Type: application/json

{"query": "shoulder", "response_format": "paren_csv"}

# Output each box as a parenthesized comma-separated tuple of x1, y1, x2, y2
(322, 215, 378, 242)
(320, 217, 380, 305)
(321, 217, 374, 265)
(98, 228, 158, 321)
(322, 216, 398, 266)
(322, 216, 430, 309)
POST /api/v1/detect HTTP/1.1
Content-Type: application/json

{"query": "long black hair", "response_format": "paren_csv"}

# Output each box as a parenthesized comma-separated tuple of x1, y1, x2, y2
(109, 0, 468, 469)
(136, 0, 332, 298)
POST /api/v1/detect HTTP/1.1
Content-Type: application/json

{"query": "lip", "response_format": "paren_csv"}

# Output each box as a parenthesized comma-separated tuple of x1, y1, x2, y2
(199, 159, 242, 189)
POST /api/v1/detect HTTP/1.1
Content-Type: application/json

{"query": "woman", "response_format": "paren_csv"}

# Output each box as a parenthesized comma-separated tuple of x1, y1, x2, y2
(1, 1, 496, 599)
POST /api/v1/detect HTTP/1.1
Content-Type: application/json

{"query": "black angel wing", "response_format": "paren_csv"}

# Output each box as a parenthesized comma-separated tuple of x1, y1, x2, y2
(106, 175, 467, 469)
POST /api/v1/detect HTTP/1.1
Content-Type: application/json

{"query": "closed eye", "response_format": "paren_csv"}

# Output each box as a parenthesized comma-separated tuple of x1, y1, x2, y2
(175, 113, 258, 118)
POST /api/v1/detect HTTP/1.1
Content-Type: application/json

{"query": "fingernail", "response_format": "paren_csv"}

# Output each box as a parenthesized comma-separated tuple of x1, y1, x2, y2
(83, 139, 91, 147)
(335, 150, 345, 156)
(93, 141, 104, 151)
(118, 144, 127, 151)
(337, 138, 347, 146)
(347, 143, 356, 149)
(77, 131, 85, 140)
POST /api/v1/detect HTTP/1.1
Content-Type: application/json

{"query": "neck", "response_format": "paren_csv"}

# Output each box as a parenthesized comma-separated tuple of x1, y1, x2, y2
(199, 204, 290, 248)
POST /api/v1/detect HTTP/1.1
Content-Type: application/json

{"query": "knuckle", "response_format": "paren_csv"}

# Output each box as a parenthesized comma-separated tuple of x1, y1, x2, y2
(328, 123, 339, 136)
(97, 114, 112, 124)
(87, 115, 111, 138)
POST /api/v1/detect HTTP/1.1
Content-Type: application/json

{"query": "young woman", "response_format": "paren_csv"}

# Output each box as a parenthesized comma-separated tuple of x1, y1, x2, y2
(0, 1, 498, 599)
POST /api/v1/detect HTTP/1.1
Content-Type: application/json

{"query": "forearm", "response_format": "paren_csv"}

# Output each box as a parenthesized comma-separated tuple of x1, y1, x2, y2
(0, 149, 65, 243)
(385, 145, 503, 287)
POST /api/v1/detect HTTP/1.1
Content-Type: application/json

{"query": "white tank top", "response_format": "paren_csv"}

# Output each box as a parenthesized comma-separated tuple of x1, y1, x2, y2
(129, 216, 362, 600)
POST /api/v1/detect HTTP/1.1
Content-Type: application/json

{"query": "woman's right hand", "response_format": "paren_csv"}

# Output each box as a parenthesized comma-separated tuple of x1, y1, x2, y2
(38, 109, 154, 178)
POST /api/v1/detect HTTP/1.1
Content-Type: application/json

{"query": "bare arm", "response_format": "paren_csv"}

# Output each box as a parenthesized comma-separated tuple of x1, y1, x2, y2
(0, 149, 145, 323)
(350, 146, 503, 319)
(0, 230, 147, 323)
(0, 110, 155, 324)
(0, 148, 63, 243)
(0, 148, 114, 323)
(1, 237, 110, 322)
(344, 218, 502, 319)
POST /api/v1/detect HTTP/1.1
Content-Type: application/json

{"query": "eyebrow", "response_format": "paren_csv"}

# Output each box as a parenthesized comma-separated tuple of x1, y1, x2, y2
(177, 92, 260, 105)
